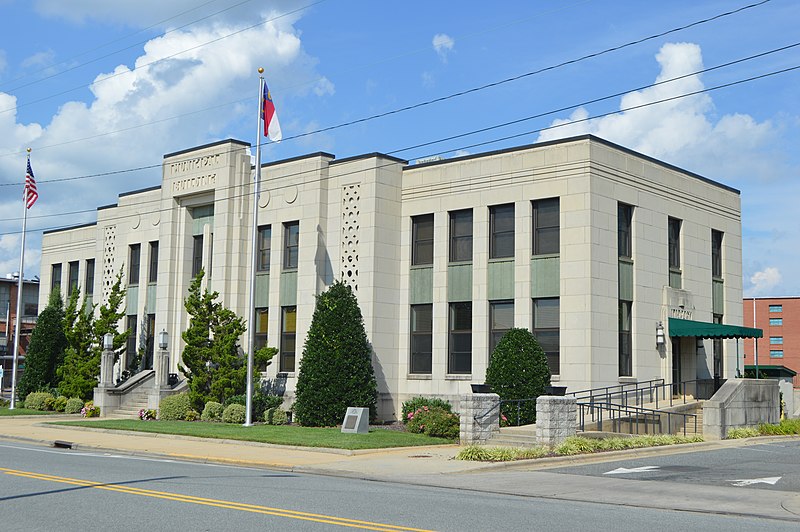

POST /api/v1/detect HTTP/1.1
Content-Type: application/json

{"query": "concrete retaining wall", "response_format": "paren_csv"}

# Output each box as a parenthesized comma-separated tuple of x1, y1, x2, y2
(703, 379, 779, 440)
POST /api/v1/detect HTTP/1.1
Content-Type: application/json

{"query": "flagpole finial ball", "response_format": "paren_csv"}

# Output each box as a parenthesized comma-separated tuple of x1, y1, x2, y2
(26, 147, 31, 153)
(258, 67, 264, 74)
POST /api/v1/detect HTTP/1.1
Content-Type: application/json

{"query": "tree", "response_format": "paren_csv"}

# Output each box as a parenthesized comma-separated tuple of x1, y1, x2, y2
(294, 280, 377, 426)
(17, 288, 67, 400)
(484, 328, 551, 425)
(57, 271, 128, 400)
(179, 270, 248, 410)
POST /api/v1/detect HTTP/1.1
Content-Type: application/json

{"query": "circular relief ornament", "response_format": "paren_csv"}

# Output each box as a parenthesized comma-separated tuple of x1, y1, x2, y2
(258, 190, 271, 208)
(285, 185, 298, 204)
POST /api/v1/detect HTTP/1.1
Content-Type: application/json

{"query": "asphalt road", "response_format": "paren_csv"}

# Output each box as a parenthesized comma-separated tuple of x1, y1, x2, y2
(2, 441, 799, 531)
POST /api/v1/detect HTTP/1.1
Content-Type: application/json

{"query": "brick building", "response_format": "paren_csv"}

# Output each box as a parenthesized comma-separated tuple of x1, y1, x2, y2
(0, 276, 39, 395)
(743, 297, 800, 388)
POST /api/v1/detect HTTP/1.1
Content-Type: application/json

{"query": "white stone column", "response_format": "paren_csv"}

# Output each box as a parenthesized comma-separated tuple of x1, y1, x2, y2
(459, 393, 500, 444)
(536, 395, 577, 447)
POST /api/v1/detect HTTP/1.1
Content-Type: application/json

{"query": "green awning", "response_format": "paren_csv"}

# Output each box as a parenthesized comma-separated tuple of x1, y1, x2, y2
(744, 365, 796, 378)
(668, 317, 763, 339)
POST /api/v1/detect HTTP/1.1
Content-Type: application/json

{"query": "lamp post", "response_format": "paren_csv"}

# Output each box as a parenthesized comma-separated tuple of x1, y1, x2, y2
(100, 332, 115, 387)
(656, 321, 665, 348)
(155, 329, 169, 389)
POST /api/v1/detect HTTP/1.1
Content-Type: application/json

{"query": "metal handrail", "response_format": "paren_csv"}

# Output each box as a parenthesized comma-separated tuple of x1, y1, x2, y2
(569, 378, 667, 410)
(577, 401, 698, 436)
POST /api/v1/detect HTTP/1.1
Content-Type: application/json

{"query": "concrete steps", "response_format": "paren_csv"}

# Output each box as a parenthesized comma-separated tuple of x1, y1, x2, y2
(486, 425, 537, 447)
(106, 392, 150, 419)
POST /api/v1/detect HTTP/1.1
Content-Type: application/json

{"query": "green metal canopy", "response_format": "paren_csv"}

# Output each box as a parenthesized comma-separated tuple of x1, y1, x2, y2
(668, 317, 763, 339)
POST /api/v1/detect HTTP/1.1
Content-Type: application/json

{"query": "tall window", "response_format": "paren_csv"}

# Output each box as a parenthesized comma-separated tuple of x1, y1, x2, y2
(283, 222, 299, 270)
(258, 226, 271, 272)
(533, 298, 560, 375)
(148, 242, 159, 283)
(280, 306, 297, 372)
(448, 302, 472, 374)
(145, 313, 155, 369)
(489, 204, 515, 259)
(711, 230, 723, 278)
(410, 304, 433, 374)
(192, 235, 203, 277)
(126, 315, 137, 371)
(254, 308, 269, 350)
(85, 259, 95, 296)
(532, 198, 559, 255)
(619, 301, 632, 377)
(489, 300, 514, 354)
(51, 263, 62, 294)
(449, 210, 473, 263)
(129, 244, 141, 285)
(68, 261, 79, 294)
(713, 314, 723, 377)
(618, 203, 633, 259)
(411, 214, 434, 266)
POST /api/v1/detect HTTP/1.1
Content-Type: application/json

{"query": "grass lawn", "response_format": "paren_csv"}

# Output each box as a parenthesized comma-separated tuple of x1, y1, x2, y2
(0, 407, 60, 416)
(50, 419, 454, 450)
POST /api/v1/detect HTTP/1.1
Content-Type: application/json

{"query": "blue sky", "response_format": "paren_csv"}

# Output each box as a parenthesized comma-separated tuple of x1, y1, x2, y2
(0, 0, 798, 297)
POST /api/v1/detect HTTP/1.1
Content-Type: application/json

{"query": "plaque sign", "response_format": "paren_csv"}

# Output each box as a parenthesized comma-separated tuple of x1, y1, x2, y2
(340, 407, 369, 434)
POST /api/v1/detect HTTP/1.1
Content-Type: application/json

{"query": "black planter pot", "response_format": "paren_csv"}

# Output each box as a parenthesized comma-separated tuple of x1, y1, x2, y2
(471, 383, 492, 393)
(544, 385, 567, 396)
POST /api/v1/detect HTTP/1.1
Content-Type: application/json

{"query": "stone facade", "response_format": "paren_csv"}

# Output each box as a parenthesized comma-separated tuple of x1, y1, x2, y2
(703, 378, 779, 439)
(39, 135, 746, 421)
(459, 393, 500, 444)
(535, 396, 577, 447)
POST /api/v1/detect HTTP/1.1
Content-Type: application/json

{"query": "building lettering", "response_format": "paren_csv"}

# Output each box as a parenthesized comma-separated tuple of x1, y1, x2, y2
(171, 173, 217, 192)
(170, 154, 222, 176)
(670, 307, 693, 320)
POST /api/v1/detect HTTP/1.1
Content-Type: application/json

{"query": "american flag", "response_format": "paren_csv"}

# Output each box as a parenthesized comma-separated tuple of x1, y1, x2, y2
(24, 158, 38, 209)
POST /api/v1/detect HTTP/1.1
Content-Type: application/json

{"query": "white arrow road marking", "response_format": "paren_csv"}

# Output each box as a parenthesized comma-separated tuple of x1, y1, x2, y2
(728, 477, 781, 487)
(604, 466, 661, 475)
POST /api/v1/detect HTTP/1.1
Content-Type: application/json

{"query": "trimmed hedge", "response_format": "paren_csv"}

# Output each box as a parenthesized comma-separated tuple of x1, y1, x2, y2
(53, 396, 68, 412)
(159, 392, 192, 421)
(65, 397, 84, 414)
(24, 392, 55, 411)
(264, 407, 289, 425)
(222, 403, 246, 424)
(201, 401, 224, 422)
(401, 397, 454, 424)
(406, 406, 459, 439)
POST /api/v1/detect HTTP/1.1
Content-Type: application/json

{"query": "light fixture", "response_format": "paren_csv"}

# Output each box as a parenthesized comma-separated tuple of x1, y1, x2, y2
(103, 332, 114, 350)
(158, 329, 169, 350)
(656, 321, 665, 347)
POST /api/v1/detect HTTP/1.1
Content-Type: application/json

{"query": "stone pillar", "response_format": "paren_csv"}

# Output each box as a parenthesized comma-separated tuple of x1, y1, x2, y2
(99, 349, 115, 387)
(536, 396, 577, 447)
(154, 348, 170, 389)
(459, 393, 500, 445)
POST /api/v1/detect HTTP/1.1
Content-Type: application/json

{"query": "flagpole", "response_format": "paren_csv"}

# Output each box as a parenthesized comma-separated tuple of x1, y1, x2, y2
(245, 70, 265, 426)
(10, 148, 31, 409)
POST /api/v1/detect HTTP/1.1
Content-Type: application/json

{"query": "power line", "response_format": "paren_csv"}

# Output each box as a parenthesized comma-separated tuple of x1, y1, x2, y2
(2, 60, 796, 235)
(0, 0, 772, 159)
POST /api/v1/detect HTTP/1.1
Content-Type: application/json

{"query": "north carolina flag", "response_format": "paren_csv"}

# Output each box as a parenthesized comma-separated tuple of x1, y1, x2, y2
(262, 82, 282, 142)
(24, 158, 38, 209)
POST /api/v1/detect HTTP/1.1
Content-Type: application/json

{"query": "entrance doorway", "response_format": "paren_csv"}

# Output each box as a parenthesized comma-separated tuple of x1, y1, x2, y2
(671, 339, 681, 396)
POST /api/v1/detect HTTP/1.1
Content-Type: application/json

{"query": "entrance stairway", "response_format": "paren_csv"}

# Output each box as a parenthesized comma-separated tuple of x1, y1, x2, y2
(106, 390, 150, 419)
(486, 425, 537, 447)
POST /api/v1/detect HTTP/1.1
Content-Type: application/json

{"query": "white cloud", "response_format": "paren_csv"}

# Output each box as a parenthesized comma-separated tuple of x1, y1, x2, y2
(432, 33, 454, 62)
(313, 77, 335, 97)
(453, 149, 470, 157)
(421, 71, 435, 88)
(749, 267, 782, 295)
(21, 50, 56, 69)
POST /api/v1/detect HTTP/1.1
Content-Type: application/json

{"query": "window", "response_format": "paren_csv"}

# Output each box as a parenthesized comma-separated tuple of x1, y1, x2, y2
(449, 210, 473, 263)
(148, 242, 159, 283)
(770, 350, 784, 358)
(489, 204, 515, 259)
(192, 235, 203, 277)
(145, 313, 155, 369)
(126, 315, 137, 372)
(258, 226, 271, 272)
(668, 217, 681, 269)
(411, 214, 434, 266)
(489, 300, 514, 354)
(410, 304, 433, 374)
(532, 198, 559, 255)
(769, 305, 782, 313)
(770, 318, 783, 326)
(770, 336, 783, 345)
(129, 244, 141, 285)
(448, 302, 472, 374)
(68, 261, 79, 294)
(618, 203, 633, 259)
(533, 298, 560, 375)
(283, 222, 299, 270)
(280, 306, 297, 372)
(712, 314, 723, 377)
(51, 263, 62, 294)
(711, 230, 723, 278)
(619, 301, 632, 377)
(85, 259, 95, 296)
(255, 308, 268, 351)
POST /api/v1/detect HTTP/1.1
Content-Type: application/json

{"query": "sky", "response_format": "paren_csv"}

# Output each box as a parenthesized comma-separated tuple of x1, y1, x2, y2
(0, 0, 798, 298)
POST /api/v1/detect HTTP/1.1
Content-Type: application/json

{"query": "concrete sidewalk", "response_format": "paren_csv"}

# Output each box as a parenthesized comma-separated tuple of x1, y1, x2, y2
(2, 415, 799, 523)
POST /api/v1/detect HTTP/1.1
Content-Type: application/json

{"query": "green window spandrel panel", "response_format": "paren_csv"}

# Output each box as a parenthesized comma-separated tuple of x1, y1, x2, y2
(448, 263, 473, 302)
(712, 279, 724, 315)
(531, 256, 559, 298)
(618, 260, 633, 301)
(145, 283, 157, 314)
(126, 285, 139, 314)
(488, 260, 515, 300)
(410, 267, 433, 305)
(280, 271, 297, 306)
(255, 273, 270, 308)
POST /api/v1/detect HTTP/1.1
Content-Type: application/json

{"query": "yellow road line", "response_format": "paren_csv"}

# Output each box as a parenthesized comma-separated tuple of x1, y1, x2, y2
(1, 467, 433, 532)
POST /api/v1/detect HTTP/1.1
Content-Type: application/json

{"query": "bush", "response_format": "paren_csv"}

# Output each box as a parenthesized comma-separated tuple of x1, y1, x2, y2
(53, 396, 68, 412)
(138, 409, 157, 421)
(184, 409, 200, 421)
(407, 406, 460, 440)
(159, 392, 192, 421)
(81, 401, 100, 418)
(485, 328, 550, 425)
(223, 392, 283, 422)
(65, 397, 84, 414)
(24, 392, 56, 411)
(294, 281, 377, 426)
(264, 407, 289, 425)
(222, 403, 246, 424)
(401, 397, 453, 424)
(201, 401, 224, 422)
